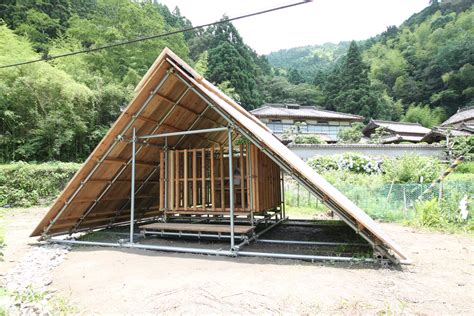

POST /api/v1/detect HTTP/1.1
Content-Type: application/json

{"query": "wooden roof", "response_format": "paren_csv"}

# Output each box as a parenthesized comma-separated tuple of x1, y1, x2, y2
(31, 48, 408, 263)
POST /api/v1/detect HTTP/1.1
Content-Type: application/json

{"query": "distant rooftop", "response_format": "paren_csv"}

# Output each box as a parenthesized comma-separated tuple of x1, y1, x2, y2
(441, 106, 474, 126)
(250, 103, 364, 121)
(421, 126, 472, 143)
(363, 120, 430, 136)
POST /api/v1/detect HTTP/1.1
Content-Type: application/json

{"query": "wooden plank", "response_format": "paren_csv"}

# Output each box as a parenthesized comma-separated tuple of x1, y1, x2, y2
(169, 150, 174, 211)
(201, 148, 206, 210)
(175, 150, 179, 208)
(166, 210, 250, 215)
(219, 144, 225, 211)
(253, 145, 260, 212)
(184, 149, 188, 209)
(210, 146, 215, 211)
(140, 223, 254, 234)
(245, 144, 252, 210)
(159, 151, 164, 210)
(192, 149, 197, 210)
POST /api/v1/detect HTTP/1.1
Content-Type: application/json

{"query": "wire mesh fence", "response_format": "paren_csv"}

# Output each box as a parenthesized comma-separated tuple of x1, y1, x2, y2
(284, 177, 473, 222)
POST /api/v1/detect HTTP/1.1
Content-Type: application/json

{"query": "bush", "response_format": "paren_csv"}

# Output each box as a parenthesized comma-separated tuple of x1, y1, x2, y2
(450, 135, 474, 162)
(454, 161, 474, 174)
(0, 162, 81, 207)
(382, 154, 441, 183)
(402, 104, 444, 128)
(293, 134, 325, 144)
(337, 122, 364, 143)
(307, 153, 382, 174)
(411, 195, 473, 233)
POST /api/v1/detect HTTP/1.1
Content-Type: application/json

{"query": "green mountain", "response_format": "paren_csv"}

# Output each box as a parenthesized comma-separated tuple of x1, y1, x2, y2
(266, 0, 474, 120)
(0, 0, 472, 163)
(267, 42, 350, 81)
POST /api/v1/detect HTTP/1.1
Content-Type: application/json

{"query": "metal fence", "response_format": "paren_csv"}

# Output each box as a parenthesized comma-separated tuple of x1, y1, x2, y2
(284, 177, 473, 222)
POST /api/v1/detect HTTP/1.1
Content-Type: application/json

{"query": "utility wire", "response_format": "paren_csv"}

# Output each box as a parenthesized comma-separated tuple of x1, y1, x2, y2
(0, 0, 312, 69)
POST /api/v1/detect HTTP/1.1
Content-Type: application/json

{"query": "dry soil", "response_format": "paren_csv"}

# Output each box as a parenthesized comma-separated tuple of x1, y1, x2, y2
(1, 207, 473, 315)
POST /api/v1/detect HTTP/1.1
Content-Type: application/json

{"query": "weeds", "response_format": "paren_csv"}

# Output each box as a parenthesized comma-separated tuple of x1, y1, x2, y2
(0, 286, 77, 315)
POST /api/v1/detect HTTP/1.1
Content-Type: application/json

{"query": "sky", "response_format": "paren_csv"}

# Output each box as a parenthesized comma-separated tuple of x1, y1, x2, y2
(159, 0, 430, 54)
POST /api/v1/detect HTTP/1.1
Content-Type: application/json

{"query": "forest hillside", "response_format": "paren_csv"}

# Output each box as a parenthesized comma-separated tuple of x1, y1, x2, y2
(0, 0, 472, 162)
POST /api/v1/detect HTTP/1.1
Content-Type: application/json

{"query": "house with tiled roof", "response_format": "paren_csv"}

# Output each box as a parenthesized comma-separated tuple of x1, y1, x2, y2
(440, 106, 474, 128)
(422, 107, 474, 143)
(250, 103, 363, 142)
(362, 120, 431, 144)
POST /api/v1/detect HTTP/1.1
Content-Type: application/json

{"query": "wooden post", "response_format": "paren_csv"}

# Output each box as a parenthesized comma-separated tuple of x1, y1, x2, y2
(192, 150, 197, 210)
(219, 144, 225, 211)
(169, 150, 174, 211)
(175, 150, 180, 208)
(159, 151, 165, 210)
(210, 146, 215, 211)
(184, 150, 188, 209)
(201, 148, 206, 210)
(252, 145, 259, 212)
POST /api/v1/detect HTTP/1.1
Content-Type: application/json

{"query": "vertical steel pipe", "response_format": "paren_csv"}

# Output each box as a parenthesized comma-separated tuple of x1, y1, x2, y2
(130, 128, 136, 243)
(228, 128, 235, 249)
(164, 136, 168, 222)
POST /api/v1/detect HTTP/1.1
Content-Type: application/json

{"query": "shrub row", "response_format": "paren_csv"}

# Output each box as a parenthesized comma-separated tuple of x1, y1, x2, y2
(307, 153, 443, 183)
(0, 162, 81, 207)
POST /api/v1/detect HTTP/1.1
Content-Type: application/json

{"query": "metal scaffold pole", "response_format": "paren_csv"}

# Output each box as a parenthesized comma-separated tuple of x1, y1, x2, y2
(130, 128, 136, 244)
(164, 136, 168, 222)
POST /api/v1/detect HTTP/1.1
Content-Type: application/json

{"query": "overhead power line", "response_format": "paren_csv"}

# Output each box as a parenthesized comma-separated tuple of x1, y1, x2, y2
(0, 0, 312, 69)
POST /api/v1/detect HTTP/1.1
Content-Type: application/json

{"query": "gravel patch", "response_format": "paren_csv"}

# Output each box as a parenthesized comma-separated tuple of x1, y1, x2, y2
(2, 244, 70, 315)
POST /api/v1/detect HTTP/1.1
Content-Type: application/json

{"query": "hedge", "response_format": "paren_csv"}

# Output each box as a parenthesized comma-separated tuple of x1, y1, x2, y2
(0, 162, 81, 207)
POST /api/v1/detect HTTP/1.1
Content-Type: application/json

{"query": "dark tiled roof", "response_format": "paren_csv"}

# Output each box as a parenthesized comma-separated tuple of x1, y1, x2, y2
(441, 107, 474, 126)
(363, 120, 430, 136)
(250, 104, 363, 121)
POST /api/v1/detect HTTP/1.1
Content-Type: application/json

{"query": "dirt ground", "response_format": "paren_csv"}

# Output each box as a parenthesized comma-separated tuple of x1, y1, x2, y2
(1, 207, 473, 315)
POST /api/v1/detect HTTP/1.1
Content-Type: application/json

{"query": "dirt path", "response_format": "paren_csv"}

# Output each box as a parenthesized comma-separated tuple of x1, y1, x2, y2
(2, 207, 474, 315)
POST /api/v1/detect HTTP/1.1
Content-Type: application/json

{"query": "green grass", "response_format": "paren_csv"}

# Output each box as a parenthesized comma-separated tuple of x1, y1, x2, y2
(0, 286, 77, 315)
(0, 208, 7, 261)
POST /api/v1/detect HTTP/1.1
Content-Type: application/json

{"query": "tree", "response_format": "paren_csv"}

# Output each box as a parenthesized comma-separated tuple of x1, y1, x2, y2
(402, 104, 444, 128)
(333, 41, 382, 119)
(288, 68, 304, 84)
(203, 18, 266, 109)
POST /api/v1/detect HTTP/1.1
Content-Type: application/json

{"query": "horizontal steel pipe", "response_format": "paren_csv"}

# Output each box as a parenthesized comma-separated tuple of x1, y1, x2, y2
(256, 239, 369, 247)
(49, 238, 384, 264)
(235, 217, 286, 249)
(137, 127, 227, 139)
(237, 251, 375, 263)
(50, 238, 235, 256)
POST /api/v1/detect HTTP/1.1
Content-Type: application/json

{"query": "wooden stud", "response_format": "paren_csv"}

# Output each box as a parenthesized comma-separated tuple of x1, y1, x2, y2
(192, 149, 197, 210)
(169, 150, 174, 211)
(175, 150, 179, 208)
(201, 148, 206, 210)
(159, 151, 164, 210)
(239, 144, 245, 211)
(184, 149, 188, 209)
(219, 144, 225, 211)
(210, 146, 215, 211)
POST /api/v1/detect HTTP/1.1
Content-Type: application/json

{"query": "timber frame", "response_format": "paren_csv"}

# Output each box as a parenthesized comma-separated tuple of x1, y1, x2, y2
(32, 48, 410, 265)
